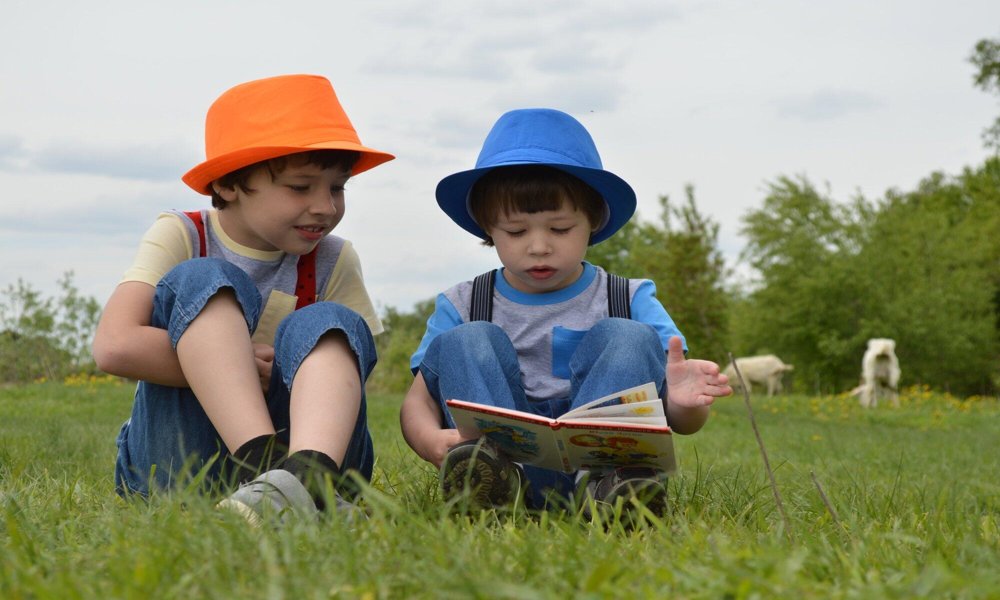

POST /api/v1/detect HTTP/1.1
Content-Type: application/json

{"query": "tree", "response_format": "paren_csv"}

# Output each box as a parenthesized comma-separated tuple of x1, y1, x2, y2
(856, 172, 997, 394)
(736, 165, 1000, 396)
(587, 187, 730, 363)
(0, 272, 100, 382)
(735, 176, 869, 393)
(970, 36, 1000, 151)
(368, 298, 436, 393)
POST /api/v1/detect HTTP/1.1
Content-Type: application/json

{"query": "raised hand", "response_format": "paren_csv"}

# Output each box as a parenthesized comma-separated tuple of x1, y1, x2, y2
(666, 336, 732, 408)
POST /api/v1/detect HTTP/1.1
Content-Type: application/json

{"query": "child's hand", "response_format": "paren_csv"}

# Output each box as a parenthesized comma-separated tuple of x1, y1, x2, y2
(666, 336, 732, 407)
(421, 428, 466, 468)
(253, 343, 275, 393)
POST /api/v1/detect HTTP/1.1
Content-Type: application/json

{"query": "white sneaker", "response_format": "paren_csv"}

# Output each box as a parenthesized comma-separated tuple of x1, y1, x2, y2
(216, 469, 317, 527)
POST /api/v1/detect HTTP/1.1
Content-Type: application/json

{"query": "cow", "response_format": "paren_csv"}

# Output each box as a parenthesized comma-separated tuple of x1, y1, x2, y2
(856, 338, 900, 408)
(723, 355, 795, 397)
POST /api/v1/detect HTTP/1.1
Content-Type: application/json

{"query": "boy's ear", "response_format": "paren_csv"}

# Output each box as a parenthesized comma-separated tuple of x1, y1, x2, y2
(212, 182, 238, 203)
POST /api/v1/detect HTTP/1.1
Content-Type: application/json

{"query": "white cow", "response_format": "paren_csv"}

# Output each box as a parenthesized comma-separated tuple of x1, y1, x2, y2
(723, 355, 795, 397)
(857, 338, 900, 408)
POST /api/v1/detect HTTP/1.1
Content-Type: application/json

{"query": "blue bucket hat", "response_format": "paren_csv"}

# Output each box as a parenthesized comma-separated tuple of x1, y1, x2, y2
(435, 108, 636, 245)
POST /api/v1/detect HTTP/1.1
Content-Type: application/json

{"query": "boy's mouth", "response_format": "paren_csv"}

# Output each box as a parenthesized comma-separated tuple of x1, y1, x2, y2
(527, 267, 556, 280)
(295, 225, 326, 241)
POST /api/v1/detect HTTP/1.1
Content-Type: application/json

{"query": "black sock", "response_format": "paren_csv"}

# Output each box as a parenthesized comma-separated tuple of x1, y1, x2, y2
(224, 434, 286, 486)
(282, 450, 345, 511)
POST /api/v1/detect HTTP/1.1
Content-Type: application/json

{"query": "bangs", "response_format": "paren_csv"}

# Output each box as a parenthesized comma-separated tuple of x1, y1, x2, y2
(469, 165, 605, 238)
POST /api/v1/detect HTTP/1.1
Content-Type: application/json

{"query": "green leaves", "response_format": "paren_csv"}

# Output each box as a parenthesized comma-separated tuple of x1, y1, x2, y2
(587, 187, 731, 363)
(733, 160, 1000, 396)
(970, 36, 1000, 150)
(0, 272, 100, 383)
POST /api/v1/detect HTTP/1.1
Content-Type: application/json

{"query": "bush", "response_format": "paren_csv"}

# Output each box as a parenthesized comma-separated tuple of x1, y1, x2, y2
(0, 272, 101, 383)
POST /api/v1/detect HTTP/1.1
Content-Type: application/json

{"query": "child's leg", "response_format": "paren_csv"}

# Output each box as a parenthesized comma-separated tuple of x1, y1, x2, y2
(268, 302, 376, 484)
(421, 321, 574, 508)
(567, 319, 670, 518)
(115, 258, 267, 496)
(567, 318, 667, 410)
(287, 331, 360, 462)
(418, 321, 530, 427)
(176, 289, 274, 451)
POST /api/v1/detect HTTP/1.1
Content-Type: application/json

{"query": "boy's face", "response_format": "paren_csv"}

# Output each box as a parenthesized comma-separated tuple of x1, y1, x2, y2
(213, 156, 350, 254)
(487, 199, 595, 294)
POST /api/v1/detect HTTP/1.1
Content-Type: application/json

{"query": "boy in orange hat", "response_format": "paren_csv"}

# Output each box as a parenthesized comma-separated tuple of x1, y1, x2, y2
(93, 74, 393, 523)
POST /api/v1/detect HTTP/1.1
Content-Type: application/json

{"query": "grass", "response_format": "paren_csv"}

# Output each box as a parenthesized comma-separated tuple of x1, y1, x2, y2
(1, 377, 999, 598)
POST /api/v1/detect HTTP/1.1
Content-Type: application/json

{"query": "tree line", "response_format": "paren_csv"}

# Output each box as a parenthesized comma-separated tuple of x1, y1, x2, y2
(367, 157, 999, 397)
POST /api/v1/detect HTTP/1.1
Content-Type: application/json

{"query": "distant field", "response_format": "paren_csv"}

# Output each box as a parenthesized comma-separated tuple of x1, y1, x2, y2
(1, 378, 998, 598)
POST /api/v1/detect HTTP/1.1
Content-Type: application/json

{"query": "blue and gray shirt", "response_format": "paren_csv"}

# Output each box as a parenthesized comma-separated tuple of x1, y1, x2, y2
(410, 262, 685, 401)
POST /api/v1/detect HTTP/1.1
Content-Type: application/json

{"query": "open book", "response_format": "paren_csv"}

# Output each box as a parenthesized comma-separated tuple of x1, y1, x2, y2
(446, 382, 675, 474)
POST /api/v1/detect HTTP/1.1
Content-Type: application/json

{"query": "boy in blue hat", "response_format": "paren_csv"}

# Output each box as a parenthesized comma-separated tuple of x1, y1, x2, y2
(400, 108, 732, 515)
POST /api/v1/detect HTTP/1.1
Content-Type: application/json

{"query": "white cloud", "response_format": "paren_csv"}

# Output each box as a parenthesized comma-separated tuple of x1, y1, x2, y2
(32, 141, 194, 182)
(776, 89, 882, 121)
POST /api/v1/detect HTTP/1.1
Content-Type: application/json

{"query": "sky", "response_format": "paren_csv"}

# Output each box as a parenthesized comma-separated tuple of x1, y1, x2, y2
(1, 0, 998, 316)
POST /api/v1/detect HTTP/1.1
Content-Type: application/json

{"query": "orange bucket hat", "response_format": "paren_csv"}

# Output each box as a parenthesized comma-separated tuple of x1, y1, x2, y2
(182, 74, 394, 194)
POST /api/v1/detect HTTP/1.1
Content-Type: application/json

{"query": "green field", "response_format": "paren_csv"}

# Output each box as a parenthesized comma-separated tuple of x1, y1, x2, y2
(1, 378, 998, 598)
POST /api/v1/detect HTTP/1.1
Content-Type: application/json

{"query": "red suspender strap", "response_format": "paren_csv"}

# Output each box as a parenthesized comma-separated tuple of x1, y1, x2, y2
(295, 249, 318, 309)
(183, 210, 207, 258)
(185, 210, 317, 310)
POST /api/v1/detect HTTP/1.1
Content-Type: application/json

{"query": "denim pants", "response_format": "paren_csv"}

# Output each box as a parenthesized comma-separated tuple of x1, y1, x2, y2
(114, 258, 376, 497)
(419, 318, 666, 508)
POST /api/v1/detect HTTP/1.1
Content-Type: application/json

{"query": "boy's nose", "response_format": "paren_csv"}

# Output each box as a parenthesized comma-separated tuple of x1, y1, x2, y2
(527, 234, 552, 255)
(310, 190, 339, 215)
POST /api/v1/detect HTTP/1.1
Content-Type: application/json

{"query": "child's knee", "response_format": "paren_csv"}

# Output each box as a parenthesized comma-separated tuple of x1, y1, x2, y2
(163, 257, 249, 288)
(439, 321, 509, 352)
(155, 258, 261, 329)
(274, 302, 376, 378)
(587, 318, 659, 348)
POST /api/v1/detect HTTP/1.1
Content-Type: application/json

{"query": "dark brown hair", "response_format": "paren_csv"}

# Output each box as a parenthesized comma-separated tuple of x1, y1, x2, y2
(468, 165, 606, 246)
(210, 149, 360, 209)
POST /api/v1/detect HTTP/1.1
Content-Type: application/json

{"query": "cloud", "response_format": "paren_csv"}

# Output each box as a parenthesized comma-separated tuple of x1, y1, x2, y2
(565, 2, 684, 31)
(0, 134, 27, 169)
(490, 77, 621, 114)
(0, 181, 192, 237)
(531, 43, 625, 76)
(776, 89, 882, 121)
(32, 141, 194, 182)
(421, 111, 496, 151)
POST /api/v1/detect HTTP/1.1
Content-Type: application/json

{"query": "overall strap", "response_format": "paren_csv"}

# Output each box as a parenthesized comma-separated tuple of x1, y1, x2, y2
(606, 273, 631, 319)
(183, 210, 207, 258)
(294, 250, 317, 310)
(469, 270, 495, 322)
(469, 269, 631, 322)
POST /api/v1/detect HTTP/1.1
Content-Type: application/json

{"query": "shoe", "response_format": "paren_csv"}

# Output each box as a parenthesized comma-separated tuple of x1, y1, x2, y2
(582, 467, 668, 522)
(440, 439, 526, 509)
(216, 468, 318, 527)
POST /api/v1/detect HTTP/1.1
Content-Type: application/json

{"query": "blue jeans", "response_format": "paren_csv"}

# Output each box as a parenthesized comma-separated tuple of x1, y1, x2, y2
(419, 319, 666, 508)
(114, 258, 376, 497)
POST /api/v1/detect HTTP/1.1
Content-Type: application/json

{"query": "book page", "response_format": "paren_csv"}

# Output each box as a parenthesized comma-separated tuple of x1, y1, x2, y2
(446, 400, 569, 471)
(560, 382, 660, 420)
(556, 421, 676, 473)
(564, 398, 665, 422)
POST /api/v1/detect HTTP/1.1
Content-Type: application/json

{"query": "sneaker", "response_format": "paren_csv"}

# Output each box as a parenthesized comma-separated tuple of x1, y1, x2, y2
(582, 467, 669, 522)
(440, 439, 526, 509)
(216, 468, 318, 527)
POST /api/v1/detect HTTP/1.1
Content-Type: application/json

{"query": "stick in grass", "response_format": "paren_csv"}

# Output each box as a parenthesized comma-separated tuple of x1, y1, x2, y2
(728, 351, 794, 541)
(810, 470, 840, 524)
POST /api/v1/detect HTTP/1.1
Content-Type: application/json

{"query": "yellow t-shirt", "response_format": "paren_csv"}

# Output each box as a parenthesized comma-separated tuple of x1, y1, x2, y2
(121, 210, 383, 344)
